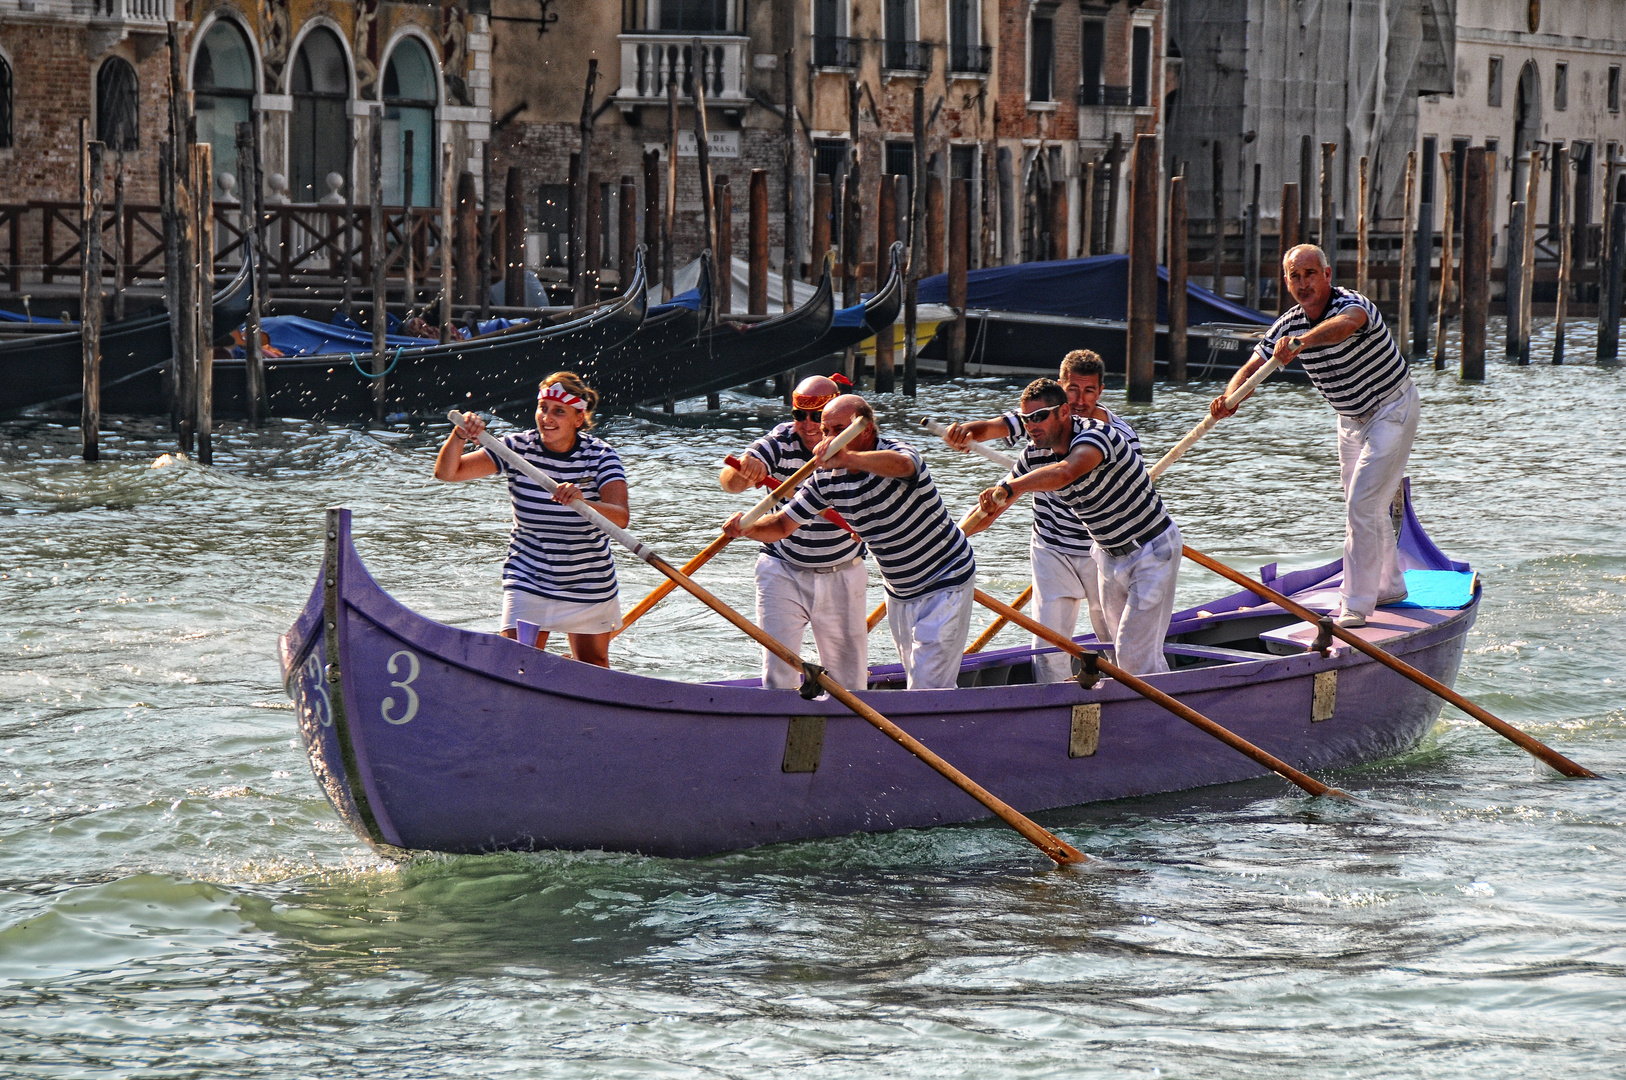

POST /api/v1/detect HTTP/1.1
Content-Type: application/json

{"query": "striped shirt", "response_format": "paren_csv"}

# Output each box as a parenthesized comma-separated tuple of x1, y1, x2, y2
(1017, 416, 1172, 552)
(484, 429, 625, 604)
(781, 436, 976, 601)
(999, 407, 1142, 555)
(743, 422, 864, 570)
(1259, 288, 1410, 417)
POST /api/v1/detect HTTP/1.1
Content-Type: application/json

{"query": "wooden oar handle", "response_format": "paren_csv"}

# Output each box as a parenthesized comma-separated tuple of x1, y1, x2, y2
(1179, 545, 1599, 779)
(738, 416, 869, 529)
(724, 456, 858, 536)
(1147, 353, 1286, 481)
(921, 417, 1018, 469)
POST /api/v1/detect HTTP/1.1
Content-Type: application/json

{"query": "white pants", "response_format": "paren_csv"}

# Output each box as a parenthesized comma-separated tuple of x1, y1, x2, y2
(886, 580, 975, 690)
(756, 554, 870, 691)
(1337, 381, 1420, 617)
(501, 590, 622, 635)
(1093, 520, 1182, 676)
(1030, 538, 1109, 684)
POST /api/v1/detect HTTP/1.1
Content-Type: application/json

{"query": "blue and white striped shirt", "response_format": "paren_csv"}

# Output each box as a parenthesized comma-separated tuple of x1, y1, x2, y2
(1018, 417, 1171, 552)
(1000, 407, 1142, 556)
(781, 436, 975, 601)
(1257, 288, 1410, 417)
(744, 422, 864, 570)
(485, 429, 625, 604)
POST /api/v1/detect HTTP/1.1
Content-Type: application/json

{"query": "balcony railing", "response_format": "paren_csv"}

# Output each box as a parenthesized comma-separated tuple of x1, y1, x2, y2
(948, 43, 991, 75)
(1077, 83, 1132, 107)
(883, 39, 932, 74)
(617, 34, 748, 103)
(92, 0, 168, 22)
(813, 35, 861, 70)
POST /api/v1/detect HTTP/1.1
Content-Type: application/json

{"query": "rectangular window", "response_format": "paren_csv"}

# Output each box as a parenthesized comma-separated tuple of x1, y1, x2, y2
(1555, 62, 1568, 110)
(1610, 66, 1621, 113)
(657, 0, 730, 33)
(813, 138, 849, 193)
(950, 144, 977, 181)
(1079, 20, 1104, 105)
(1029, 14, 1054, 102)
(1487, 56, 1503, 107)
(949, 0, 978, 70)
(1420, 135, 1437, 206)
(1131, 26, 1151, 107)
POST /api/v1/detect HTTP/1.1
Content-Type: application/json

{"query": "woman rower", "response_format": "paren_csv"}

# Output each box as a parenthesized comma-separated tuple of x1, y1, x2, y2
(435, 372, 630, 668)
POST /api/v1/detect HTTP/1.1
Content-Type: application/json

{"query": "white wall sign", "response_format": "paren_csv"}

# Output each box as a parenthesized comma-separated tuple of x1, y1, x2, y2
(644, 131, 740, 159)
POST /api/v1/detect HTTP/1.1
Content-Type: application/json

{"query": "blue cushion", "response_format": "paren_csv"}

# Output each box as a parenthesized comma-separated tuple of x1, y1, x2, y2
(1390, 569, 1477, 610)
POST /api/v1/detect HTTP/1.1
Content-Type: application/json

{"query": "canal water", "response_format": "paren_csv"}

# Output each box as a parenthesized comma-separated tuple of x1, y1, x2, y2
(2, 324, 1622, 1077)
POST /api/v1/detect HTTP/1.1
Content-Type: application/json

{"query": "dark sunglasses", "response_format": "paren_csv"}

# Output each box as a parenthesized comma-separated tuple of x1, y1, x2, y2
(1019, 404, 1062, 426)
(792, 408, 824, 422)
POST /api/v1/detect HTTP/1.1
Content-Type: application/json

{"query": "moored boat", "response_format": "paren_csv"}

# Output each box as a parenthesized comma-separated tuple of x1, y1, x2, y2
(281, 481, 1477, 859)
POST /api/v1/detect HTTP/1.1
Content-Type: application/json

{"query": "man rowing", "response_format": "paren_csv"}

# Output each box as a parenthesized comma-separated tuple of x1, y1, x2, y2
(1209, 243, 1418, 629)
(967, 378, 1180, 676)
(719, 375, 868, 691)
(723, 395, 977, 690)
(943, 350, 1141, 682)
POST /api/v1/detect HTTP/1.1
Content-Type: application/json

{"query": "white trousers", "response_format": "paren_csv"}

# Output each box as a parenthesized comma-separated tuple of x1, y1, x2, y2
(1337, 381, 1420, 617)
(1030, 538, 1109, 684)
(1093, 520, 1182, 676)
(756, 554, 870, 691)
(886, 580, 975, 690)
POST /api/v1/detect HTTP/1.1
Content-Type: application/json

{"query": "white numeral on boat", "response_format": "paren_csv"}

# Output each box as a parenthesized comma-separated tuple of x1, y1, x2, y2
(303, 653, 333, 727)
(381, 650, 421, 725)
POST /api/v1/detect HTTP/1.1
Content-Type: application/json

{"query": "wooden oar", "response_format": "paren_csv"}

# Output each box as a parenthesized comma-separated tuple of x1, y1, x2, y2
(970, 588, 1351, 799)
(966, 584, 1033, 653)
(454, 410, 1088, 866)
(1146, 352, 1287, 481)
(723, 455, 859, 537)
(1180, 545, 1600, 779)
(612, 418, 871, 637)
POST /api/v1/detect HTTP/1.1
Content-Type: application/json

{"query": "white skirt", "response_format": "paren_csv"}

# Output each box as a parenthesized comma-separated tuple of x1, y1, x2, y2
(501, 590, 623, 637)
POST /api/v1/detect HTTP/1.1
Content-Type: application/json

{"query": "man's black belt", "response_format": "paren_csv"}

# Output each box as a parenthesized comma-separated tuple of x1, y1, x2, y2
(1098, 519, 1172, 559)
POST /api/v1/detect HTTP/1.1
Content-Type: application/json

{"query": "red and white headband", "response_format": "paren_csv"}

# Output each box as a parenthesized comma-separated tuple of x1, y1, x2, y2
(539, 383, 588, 411)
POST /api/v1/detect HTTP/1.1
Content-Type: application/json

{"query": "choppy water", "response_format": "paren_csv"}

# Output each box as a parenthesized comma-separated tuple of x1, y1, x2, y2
(2, 322, 1623, 1078)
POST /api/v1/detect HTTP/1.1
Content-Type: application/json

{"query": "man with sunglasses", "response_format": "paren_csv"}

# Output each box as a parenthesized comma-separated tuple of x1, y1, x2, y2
(724, 395, 977, 690)
(966, 379, 1180, 676)
(720, 375, 869, 691)
(942, 351, 1140, 682)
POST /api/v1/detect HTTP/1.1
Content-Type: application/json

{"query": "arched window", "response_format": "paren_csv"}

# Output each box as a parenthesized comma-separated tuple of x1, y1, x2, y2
(382, 37, 437, 206)
(193, 21, 255, 195)
(97, 57, 140, 151)
(0, 55, 12, 149)
(290, 27, 350, 203)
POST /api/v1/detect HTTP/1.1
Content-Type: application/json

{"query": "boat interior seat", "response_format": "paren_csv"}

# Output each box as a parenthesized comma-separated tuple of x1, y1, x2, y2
(1261, 607, 1456, 656)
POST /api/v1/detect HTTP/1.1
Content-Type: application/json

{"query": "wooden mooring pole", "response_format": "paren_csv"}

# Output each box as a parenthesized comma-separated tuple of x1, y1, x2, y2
(1278, 181, 1299, 315)
(584, 170, 603, 302)
(642, 149, 661, 293)
(439, 142, 453, 342)
(1126, 133, 1158, 403)
(1505, 200, 1526, 360)
(748, 168, 768, 315)
(1459, 146, 1489, 381)
(1080, 161, 1095, 257)
(402, 130, 415, 316)
(1517, 151, 1538, 365)
(874, 172, 897, 392)
(1398, 151, 1416, 357)
(1168, 171, 1189, 384)
(781, 51, 798, 322)
(692, 42, 716, 260)
(1244, 163, 1261, 311)
(194, 141, 214, 465)
(572, 60, 598, 308)
(112, 150, 126, 323)
(80, 129, 103, 463)
(903, 82, 925, 398)
(236, 121, 266, 424)
(709, 174, 729, 408)
(664, 74, 677, 303)
(369, 116, 387, 421)
(618, 174, 637, 295)
(1356, 155, 1370, 297)
(946, 176, 969, 379)
(509, 167, 529, 304)
(1434, 149, 1455, 370)
(456, 171, 479, 309)
(1554, 143, 1571, 365)
(479, 143, 493, 319)
(1600, 199, 1626, 363)
(1210, 139, 1224, 295)
(1320, 142, 1337, 284)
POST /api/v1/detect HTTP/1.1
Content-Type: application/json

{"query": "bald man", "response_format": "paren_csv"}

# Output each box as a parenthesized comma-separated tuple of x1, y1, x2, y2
(1212, 243, 1419, 628)
(721, 376, 869, 690)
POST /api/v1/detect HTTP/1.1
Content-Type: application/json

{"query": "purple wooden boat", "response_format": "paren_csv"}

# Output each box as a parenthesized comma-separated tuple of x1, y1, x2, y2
(279, 483, 1477, 858)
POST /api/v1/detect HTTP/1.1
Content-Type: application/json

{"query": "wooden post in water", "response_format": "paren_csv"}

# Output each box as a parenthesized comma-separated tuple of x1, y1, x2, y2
(1168, 173, 1189, 384)
(112, 151, 125, 322)
(781, 52, 798, 319)
(508, 167, 528, 304)
(572, 60, 598, 308)
(479, 142, 493, 318)
(1210, 140, 1224, 294)
(812, 173, 832, 273)
(1320, 142, 1337, 284)
(439, 143, 454, 342)
(929, 170, 946, 274)
(748, 168, 768, 315)
(342, 116, 355, 323)
(1434, 150, 1455, 370)
(1244, 163, 1261, 310)
(874, 173, 897, 392)
(998, 145, 1018, 261)
(1126, 133, 1158, 403)
(1555, 143, 1571, 365)
(710, 175, 729, 408)
(1398, 150, 1417, 358)
(159, 141, 180, 432)
(369, 116, 387, 421)
(1299, 134, 1313, 245)
(841, 163, 861, 382)
(1600, 199, 1626, 363)
(1413, 188, 1433, 357)
(1517, 151, 1539, 365)
(692, 42, 716, 259)
(1459, 146, 1489, 381)
(1505, 200, 1525, 360)
(194, 141, 215, 465)
(618, 174, 637, 294)
(1356, 155, 1370, 297)
(584, 171, 603, 301)
(80, 131, 103, 462)
(236, 122, 266, 424)
(402, 131, 415, 316)
(642, 150, 660, 291)
(1278, 181, 1299, 315)
(904, 82, 925, 398)
(456, 171, 478, 308)
(947, 176, 968, 379)
(1080, 161, 1096, 257)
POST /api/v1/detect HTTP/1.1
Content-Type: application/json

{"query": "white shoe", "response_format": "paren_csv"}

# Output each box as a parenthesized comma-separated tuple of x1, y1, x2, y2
(1377, 591, 1408, 607)
(1335, 610, 1368, 629)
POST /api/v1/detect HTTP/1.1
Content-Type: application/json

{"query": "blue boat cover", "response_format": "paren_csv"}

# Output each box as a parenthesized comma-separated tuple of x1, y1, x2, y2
(916, 254, 1273, 326)
(833, 301, 866, 328)
(1393, 570, 1477, 610)
(0, 309, 74, 325)
(245, 316, 434, 357)
(649, 286, 703, 315)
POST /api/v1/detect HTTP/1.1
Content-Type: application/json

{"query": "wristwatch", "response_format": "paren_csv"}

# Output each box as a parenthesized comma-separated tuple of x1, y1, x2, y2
(997, 479, 1014, 501)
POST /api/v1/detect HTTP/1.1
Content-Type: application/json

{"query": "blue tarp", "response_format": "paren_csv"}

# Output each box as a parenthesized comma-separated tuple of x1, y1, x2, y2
(243, 316, 434, 358)
(833, 301, 866, 328)
(650, 286, 703, 315)
(917, 255, 1273, 326)
(1392, 570, 1477, 610)
(0, 309, 73, 325)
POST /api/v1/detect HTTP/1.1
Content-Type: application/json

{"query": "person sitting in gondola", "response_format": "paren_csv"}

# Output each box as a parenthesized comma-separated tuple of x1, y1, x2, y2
(941, 350, 1141, 683)
(719, 374, 869, 691)
(966, 379, 1180, 676)
(435, 371, 630, 668)
(723, 395, 977, 691)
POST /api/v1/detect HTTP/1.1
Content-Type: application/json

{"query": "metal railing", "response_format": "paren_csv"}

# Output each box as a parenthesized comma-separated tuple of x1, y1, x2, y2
(813, 35, 861, 70)
(1077, 83, 1131, 107)
(948, 43, 991, 75)
(882, 39, 932, 74)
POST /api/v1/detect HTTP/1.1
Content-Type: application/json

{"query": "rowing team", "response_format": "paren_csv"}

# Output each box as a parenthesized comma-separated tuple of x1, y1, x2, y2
(436, 243, 1419, 689)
